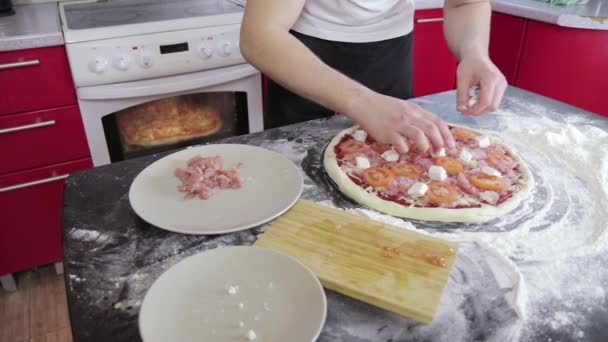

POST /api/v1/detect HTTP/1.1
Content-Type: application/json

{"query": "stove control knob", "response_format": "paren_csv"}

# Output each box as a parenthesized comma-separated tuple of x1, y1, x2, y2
(198, 43, 214, 59)
(88, 57, 108, 74)
(113, 55, 131, 71)
(218, 41, 233, 57)
(137, 52, 154, 69)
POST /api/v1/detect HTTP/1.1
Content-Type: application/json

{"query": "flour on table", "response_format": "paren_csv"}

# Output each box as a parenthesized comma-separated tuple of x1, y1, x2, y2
(69, 228, 101, 242)
(318, 113, 608, 340)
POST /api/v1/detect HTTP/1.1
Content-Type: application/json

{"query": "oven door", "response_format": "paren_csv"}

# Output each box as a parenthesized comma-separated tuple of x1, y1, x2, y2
(77, 64, 263, 166)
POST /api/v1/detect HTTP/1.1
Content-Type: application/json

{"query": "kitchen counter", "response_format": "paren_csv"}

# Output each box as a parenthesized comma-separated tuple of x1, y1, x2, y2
(0, 3, 63, 52)
(62, 87, 608, 342)
(416, 0, 608, 30)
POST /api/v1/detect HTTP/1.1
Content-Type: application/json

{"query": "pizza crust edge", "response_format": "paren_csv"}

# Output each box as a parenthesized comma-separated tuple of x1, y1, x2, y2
(323, 124, 534, 223)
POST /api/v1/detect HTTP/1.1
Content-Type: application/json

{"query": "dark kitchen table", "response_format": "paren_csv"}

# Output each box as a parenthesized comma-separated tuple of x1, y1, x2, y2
(62, 87, 608, 342)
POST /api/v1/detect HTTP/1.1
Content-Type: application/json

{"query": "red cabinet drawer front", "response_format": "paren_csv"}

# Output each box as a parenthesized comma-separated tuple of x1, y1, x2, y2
(517, 21, 608, 117)
(0, 158, 92, 275)
(489, 13, 527, 85)
(0, 46, 77, 116)
(0, 105, 91, 175)
(413, 9, 458, 97)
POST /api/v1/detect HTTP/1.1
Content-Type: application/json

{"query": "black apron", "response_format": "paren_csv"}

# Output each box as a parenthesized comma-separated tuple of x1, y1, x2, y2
(265, 30, 414, 128)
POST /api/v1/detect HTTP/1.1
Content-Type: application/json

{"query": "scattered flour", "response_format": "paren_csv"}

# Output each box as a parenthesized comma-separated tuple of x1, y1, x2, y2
(319, 112, 608, 340)
(69, 228, 101, 242)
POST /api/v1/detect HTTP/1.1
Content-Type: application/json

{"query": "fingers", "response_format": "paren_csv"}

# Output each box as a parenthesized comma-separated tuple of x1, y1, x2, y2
(390, 135, 409, 154)
(469, 73, 507, 116)
(456, 74, 473, 114)
(398, 124, 430, 153)
(469, 79, 493, 115)
(429, 114, 455, 150)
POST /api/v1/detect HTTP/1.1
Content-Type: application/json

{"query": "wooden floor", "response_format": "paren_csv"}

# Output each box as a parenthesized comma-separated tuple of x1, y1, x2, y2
(0, 266, 72, 342)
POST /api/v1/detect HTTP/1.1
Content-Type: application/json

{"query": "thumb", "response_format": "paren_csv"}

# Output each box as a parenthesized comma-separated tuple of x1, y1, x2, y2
(456, 75, 473, 113)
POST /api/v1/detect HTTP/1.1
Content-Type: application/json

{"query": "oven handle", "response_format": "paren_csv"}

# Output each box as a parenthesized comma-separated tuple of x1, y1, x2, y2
(77, 64, 260, 100)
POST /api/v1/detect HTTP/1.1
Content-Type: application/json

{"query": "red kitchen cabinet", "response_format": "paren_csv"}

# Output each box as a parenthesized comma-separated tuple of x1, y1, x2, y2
(516, 21, 608, 117)
(0, 44, 92, 283)
(489, 13, 528, 85)
(413, 9, 458, 97)
(0, 105, 90, 174)
(0, 46, 77, 117)
(0, 158, 93, 276)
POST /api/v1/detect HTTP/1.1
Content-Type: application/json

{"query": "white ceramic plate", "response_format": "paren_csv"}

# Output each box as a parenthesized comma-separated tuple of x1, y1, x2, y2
(139, 246, 327, 342)
(129, 144, 303, 234)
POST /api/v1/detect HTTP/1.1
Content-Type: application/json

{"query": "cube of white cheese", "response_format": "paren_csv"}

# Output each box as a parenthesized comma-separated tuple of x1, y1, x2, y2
(245, 330, 257, 340)
(477, 135, 491, 148)
(407, 182, 429, 198)
(481, 166, 502, 177)
(227, 285, 239, 295)
(468, 96, 478, 108)
(428, 165, 448, 181)
(352, 130, 368, 142)
(430, 148, 446, 158)
(459, 149, 473, 164)
(355, 156, 371, 169)
(479, 190, 500, 204)
(381, 150, 400, 162)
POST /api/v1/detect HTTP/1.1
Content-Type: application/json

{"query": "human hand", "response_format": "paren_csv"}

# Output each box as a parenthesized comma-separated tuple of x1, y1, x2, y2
(456, 54, 507, 115)
(351, 93, 455, 154)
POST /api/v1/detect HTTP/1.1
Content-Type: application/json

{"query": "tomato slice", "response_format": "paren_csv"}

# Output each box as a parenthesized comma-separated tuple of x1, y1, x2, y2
(488, 151, 516, 170)
(362, 167, 395, 188)
(390, 163, 423, 179)
(340, 140, 369, 154)
(469, 173, 509, 191)
(370, 142, 392, 154)
(451, 127, 479, 142)
(426, 181, 461, 205)
(435, 157, 465, 175)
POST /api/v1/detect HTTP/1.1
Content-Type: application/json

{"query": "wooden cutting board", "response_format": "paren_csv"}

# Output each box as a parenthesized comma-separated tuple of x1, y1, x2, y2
(254, 200, 458, 324)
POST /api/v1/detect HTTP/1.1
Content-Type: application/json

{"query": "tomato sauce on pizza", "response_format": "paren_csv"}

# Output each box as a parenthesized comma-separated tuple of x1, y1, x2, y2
(332, 126, 524, 209)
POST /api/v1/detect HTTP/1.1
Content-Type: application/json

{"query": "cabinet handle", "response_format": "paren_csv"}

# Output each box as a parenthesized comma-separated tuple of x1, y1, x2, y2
(0, 59, 40, 70)
(0, 120, 56, 135)
(0, 174, 70, 193)
(417, 18, 444, 23)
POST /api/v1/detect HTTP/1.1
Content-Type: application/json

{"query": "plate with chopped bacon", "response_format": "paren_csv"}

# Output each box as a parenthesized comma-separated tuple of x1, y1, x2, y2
(324, 124, 533, 223)
(129, 144, 303, 234)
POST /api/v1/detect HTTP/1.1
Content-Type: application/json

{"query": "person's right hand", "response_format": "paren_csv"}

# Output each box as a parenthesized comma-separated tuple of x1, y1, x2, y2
(350, 92, 455, 154)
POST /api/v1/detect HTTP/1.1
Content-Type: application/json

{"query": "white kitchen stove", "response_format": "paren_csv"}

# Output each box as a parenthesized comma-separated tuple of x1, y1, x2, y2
(59, 0, 264, 167)
(59, 0, 248, 87)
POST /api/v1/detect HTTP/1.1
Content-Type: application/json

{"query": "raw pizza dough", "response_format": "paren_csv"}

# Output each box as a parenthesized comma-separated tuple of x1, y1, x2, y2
(324, 124, 534, 223)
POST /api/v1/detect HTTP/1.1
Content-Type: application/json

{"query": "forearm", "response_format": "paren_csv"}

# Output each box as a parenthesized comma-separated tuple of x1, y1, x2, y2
(240, 22, 373, 123)
(443, 0, 492, 60)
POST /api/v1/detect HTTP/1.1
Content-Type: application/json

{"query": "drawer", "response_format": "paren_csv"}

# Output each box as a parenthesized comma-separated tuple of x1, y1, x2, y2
(0, 46, 77, 116)
(0, 105, 91, 175)
(0, 158, 92, 275)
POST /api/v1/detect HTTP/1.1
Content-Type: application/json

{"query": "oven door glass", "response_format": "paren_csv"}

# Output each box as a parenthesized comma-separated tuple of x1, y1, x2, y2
(102, 91, 248, 162)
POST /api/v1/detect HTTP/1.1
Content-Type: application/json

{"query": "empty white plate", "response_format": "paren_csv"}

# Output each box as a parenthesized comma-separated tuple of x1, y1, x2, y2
(129, 144, 303, 234)
(139, 246, 327, 342)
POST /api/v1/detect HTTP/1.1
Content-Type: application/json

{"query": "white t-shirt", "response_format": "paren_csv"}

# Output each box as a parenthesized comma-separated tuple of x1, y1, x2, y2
(291, 0, 415, 43)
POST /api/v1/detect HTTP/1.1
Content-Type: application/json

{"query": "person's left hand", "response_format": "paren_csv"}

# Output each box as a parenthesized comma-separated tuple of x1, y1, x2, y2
(456, 54, 507, 116)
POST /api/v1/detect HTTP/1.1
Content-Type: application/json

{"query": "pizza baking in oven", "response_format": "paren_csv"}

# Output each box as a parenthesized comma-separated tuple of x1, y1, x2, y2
(117, 98, 223, 147)
(324, 124, 533, 223)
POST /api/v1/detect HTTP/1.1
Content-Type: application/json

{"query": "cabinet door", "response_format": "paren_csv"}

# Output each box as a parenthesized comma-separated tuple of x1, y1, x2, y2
(0, 105, 90, 175)
(413, 9, 458, 97)
(0, 158, 92, 275)
(0, 46, 76, 116)
(516, 21, 608, 117)
(489, 13, 528, 85)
